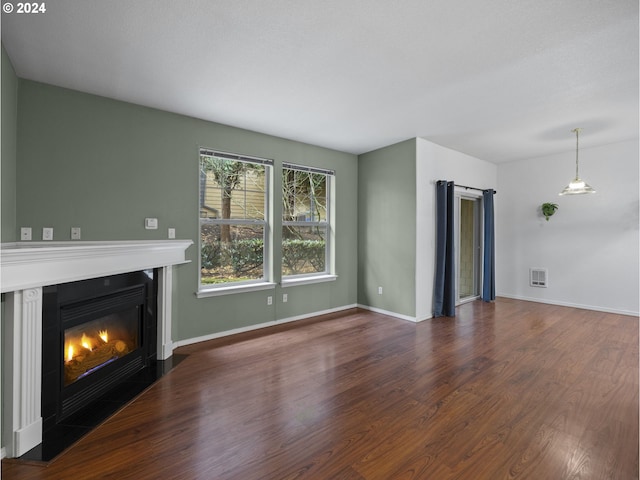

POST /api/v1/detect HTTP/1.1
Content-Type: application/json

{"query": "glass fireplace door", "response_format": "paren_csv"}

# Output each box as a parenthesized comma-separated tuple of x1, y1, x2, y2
(64, 307, 140, 386)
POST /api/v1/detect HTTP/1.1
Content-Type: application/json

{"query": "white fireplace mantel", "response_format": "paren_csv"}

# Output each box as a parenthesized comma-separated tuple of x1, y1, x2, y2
(1, 240, 193, 293)
(1, 240, 193, 458)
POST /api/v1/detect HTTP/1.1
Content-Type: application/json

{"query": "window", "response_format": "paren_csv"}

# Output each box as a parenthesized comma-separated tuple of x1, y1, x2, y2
(281, 163, 334, 280)
(199, 149, 272, 291)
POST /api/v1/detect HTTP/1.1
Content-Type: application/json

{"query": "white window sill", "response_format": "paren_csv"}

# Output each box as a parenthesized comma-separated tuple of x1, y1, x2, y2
(196, 281, 276, 298)
(281, 274, 338, 288)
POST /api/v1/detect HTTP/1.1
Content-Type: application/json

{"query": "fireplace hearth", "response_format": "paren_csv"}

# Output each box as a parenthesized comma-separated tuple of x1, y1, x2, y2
(19, 355, 185, 463)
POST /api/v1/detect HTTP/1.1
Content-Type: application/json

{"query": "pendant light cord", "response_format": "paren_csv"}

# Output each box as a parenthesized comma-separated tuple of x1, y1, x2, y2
(572, 127, 581, 178)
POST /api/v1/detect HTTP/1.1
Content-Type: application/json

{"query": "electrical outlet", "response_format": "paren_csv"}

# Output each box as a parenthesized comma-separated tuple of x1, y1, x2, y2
(378, 286, 383, 295)
(42, 227, 54, 241)
(20, 227, 32, 241)
(168, 228, 176, 239)
(71, 227, 81, 240)
(283, 293, 288, 303)
(267, 296, 273, 305)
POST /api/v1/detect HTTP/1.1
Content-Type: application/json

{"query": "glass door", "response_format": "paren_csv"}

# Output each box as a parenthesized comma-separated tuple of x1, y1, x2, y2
(456, 194, 482, 304)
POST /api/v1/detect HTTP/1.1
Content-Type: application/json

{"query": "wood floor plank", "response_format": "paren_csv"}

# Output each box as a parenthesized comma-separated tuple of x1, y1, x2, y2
(3, 299, 638, 479)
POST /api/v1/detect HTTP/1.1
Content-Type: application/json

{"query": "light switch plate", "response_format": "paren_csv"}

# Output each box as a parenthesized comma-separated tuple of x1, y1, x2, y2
(145, 218, 158, 230)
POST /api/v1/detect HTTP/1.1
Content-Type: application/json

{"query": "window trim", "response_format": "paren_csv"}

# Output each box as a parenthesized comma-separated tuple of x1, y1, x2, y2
(196, 281, 277, 298)
(281, 274, 337, 288)
(282, 162, 335, 176)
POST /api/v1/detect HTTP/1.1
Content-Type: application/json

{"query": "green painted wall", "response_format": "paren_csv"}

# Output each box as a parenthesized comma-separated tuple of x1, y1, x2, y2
(357, 139, 416, 318)
(1, 46, 18, 242)
(15, 80, 358, 340)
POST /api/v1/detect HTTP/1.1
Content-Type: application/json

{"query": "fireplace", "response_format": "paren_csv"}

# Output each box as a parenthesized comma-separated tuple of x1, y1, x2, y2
(1, 239, 193, 459)
(42, 271, 157, 431)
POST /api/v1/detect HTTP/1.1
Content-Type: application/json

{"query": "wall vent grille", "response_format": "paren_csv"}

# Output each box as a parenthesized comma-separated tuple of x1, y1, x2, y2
(530, 268, 548, 288)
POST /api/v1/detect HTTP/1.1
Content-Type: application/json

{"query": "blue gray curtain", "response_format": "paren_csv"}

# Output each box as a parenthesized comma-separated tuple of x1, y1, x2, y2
(434, 180, 456, 317)
(482, 189, 496, 302)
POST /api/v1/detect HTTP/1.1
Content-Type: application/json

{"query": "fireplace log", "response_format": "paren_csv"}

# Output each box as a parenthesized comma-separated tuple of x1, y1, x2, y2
(65, 340, 132, 385)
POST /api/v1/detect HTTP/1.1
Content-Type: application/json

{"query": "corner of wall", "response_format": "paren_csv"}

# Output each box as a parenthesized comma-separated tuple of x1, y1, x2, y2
(1, 45, 19, 242)
(357, 138, 418, 318)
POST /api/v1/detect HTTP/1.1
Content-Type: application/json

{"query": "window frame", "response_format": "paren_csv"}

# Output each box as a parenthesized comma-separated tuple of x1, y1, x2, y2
(280, 162, 336, 286)
(197, 148, 275, 297)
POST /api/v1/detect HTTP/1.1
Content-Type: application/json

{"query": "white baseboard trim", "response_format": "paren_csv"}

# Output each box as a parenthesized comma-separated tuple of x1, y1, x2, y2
(497, 294, 639, 317)
(415, 313, 433, 322)
(1, 447, 6, 460)
(174, 304, 359, 348)
(356, 304, 432, 323)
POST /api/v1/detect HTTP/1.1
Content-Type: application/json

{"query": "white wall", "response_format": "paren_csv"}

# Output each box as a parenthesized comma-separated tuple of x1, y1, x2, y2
(416, 138, 498, 320)
(497, 139, 639, 315)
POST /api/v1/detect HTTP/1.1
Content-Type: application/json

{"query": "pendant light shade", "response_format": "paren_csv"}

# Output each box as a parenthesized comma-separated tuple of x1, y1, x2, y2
(559, 128, 596, 195)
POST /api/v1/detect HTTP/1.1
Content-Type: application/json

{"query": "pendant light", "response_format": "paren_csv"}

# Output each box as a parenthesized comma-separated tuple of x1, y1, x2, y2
(559, 128, 596, 195)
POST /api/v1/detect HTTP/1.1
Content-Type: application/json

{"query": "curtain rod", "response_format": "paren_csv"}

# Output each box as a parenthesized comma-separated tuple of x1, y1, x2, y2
(455, 183, 497, 194)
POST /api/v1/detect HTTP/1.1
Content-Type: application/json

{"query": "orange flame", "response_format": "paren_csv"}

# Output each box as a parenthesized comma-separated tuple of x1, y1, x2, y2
(98, 330, 108, 343)
(81, 333, 92, 351)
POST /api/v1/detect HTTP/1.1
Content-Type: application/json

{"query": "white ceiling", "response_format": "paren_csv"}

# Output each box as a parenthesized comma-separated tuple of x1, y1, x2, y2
(2, 0, 638, 162)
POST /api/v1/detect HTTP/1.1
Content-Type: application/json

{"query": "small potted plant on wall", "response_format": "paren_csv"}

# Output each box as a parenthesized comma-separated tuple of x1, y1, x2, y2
(541, 202, 559, 221)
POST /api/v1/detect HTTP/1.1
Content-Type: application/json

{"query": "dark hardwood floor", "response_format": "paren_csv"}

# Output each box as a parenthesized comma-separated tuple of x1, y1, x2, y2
(3, 298, 638, 479)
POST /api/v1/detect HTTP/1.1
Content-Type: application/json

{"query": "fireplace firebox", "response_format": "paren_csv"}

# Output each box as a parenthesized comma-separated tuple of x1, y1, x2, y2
(42, 270, 157, 432)
(63, 305, 140, 387)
